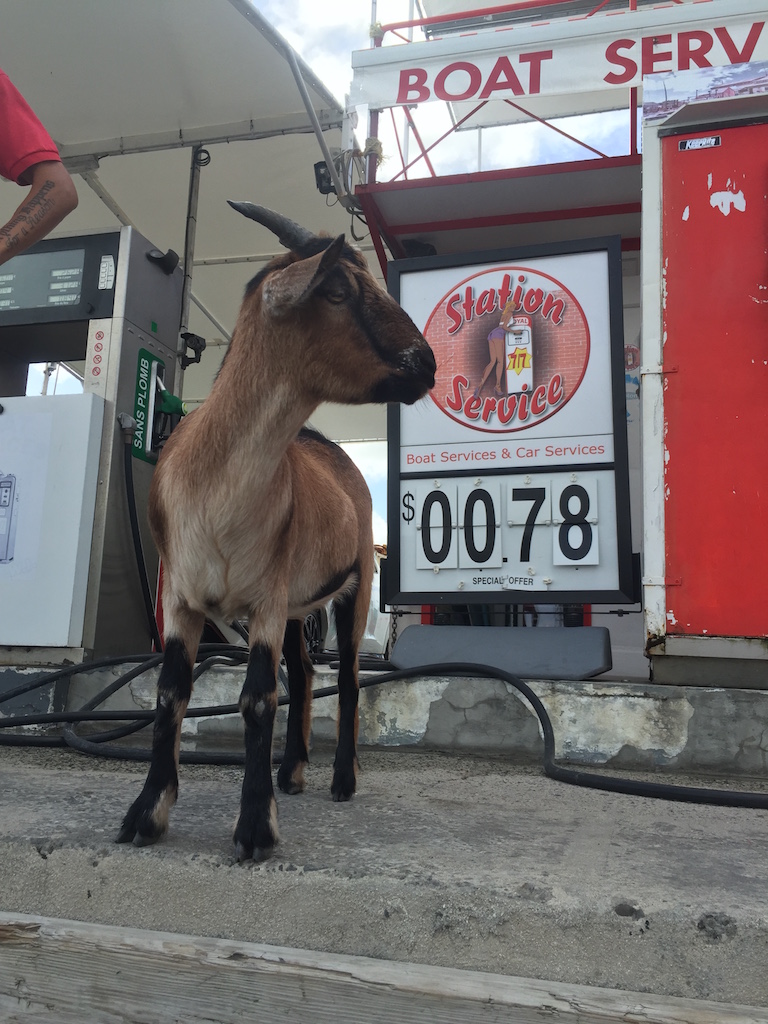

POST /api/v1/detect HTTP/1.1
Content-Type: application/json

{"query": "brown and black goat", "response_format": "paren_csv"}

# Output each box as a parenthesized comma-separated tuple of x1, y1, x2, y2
(117, 204, 436, 861)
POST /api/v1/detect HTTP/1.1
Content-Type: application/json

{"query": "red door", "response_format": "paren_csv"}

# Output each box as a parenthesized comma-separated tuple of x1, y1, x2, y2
(662, 122, 768, 638)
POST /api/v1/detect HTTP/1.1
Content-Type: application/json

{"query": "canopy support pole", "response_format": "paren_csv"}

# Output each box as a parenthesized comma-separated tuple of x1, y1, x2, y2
(179, 146, 206, 351)
(80, 170, 134, 227)
(284, 48, 356, 211)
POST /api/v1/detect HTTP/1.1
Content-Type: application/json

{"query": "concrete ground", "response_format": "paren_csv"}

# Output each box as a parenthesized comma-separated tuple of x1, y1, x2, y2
(1, 743, 767, 1012)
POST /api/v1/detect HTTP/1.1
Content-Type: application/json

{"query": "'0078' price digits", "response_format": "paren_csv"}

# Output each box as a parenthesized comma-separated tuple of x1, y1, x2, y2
(403, 480, 597, 567)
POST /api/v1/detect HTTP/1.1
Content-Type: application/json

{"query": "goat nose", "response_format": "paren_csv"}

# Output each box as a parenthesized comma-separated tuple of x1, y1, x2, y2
(418, 344, 437, 378)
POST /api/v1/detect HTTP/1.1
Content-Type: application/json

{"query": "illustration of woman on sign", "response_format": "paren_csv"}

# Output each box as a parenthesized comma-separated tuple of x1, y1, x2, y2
(474, 298, 517, 398)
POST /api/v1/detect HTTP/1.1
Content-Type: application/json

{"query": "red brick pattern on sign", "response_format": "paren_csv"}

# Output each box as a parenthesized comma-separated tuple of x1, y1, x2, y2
(425, 270, 590, 418)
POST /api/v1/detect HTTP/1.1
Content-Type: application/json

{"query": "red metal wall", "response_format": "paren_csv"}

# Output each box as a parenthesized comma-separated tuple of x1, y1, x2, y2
(662, 122, 768, 638)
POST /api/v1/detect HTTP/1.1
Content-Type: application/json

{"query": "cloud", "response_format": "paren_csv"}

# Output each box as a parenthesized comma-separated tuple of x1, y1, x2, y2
(372, 508, 387, 545)
(252, 0, 410, 103)
(340, 440, 387, 481)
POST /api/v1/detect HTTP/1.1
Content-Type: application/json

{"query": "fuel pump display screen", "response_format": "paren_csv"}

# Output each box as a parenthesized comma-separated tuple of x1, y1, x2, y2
(0, 231, 120, 327)
(0, 248, 85, 311)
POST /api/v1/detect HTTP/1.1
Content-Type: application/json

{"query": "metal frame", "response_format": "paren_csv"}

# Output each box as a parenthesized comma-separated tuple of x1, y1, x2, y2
(385, 234, 634, 607)
(356, 154, 642, 269)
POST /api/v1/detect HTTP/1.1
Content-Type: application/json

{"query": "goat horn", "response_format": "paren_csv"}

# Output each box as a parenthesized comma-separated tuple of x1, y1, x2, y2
(227, 201, 315, 250)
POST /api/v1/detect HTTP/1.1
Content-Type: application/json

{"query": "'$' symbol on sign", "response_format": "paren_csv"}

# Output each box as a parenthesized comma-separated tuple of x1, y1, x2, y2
(402, 492, 415, 523)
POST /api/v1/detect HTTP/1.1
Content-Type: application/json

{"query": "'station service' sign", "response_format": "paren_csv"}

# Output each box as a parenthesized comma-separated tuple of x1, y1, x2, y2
(386, 237, 633, 606)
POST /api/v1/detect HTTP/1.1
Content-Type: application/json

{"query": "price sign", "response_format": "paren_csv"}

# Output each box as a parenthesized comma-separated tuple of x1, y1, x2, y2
(386, 238, 633, 605)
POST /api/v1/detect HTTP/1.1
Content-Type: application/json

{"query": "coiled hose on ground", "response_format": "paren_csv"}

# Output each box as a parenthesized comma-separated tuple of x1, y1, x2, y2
(1, 650, 767, 809)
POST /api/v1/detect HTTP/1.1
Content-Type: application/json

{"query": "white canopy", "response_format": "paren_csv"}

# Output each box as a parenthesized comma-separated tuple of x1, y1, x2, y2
(0, 0, 386, 440)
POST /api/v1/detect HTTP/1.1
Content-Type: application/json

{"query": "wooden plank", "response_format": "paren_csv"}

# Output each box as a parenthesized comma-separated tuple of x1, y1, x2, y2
(0, 913, 765, 1024)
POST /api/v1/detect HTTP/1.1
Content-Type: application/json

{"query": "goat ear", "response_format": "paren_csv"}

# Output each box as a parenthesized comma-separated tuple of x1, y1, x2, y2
(262, 235, 346, 314)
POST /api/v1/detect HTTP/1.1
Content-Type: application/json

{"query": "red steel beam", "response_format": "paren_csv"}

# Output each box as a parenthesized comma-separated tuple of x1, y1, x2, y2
(380, 201, 641, 236)
(359, 153, 641, 195)
(503, 99, 609, 158)
(379, 0, 588, 39)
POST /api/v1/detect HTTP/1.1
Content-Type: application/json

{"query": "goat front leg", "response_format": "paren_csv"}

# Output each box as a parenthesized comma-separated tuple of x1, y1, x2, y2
(277, 618, 313, 795)
(234, 638, 281, 861)
(116, 609, 203, 846)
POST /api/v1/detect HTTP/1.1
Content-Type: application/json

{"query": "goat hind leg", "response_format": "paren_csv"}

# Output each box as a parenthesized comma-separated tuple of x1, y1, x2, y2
(277, 618, 313, 795)
(116, 612, 203, 846)
(330, 590, 362, 802)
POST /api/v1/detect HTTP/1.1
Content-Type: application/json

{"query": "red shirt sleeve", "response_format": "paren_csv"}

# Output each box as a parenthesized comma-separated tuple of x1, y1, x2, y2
(0, 68, 61, 186)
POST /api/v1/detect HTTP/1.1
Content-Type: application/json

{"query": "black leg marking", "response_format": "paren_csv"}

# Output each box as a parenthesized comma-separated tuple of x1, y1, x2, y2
(330, 590, 360, 802)
(117, 638, 192, 846)
(233, 642, 280, 862)
(277, 619, 313, 796)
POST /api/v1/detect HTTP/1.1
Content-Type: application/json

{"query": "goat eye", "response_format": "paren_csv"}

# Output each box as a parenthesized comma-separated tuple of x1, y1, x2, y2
(323, 288, 347, 304)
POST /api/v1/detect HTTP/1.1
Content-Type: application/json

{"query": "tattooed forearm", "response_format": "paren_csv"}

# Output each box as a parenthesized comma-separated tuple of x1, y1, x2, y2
(0, 161, 78, 267)
(0, 179, 57, 254)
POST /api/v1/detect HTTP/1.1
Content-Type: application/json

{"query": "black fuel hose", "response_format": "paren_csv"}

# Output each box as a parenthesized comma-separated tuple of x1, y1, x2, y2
(1, 652, 767, 809)
(120, 431, 164, 653)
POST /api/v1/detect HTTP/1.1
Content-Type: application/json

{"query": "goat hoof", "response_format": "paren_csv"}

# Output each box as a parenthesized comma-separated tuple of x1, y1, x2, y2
(116, 787, 174, 846)
(115, 819, 164, 846)
(115, 822, 136, 844)
(233, 802, 279, 862)
(331, 767, 357, 802)
(277, 760, 306, 795)
(234, 840, 274, 864)
(115, 815, 165, 847)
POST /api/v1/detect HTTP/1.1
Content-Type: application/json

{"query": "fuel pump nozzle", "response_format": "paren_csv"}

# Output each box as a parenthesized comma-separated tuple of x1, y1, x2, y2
(155, 376, 186, 418)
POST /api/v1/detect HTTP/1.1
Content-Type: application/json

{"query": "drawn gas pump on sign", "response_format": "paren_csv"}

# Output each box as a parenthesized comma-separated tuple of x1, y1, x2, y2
(0, 472, 18, 563)
(505, 311, 533, 395)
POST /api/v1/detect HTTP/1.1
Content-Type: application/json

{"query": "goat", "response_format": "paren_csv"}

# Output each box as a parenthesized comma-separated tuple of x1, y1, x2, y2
(116, 204, 436, 861)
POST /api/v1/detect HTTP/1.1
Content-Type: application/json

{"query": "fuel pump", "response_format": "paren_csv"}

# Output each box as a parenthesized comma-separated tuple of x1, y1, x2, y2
(504, 313, 533, 395)
(0, 226, 183, 661)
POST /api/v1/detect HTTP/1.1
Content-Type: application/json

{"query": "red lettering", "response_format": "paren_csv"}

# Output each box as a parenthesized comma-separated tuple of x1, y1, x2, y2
(464, 394, 482, 420)
(435, 61, 482, 101)
(446, 374, 469, 412)
(642, 34, 673, 76)
(522, 287, 544, 315)
(519, 50, 553, 94)
(476, 289, 497, 317)
(678, 31, 713, 70)
(517, 389, 530, 422)
(497, 394, 518, 425)
(397, 68, 430, 104)
(512, 276, 525, 308)
(604, 39, 637, 85)
(446, 294, 462, 334)
(531, 384, 547, 416)
(547, 373, 564, 407)
(478, 56, 524, 99)
(462, 286, 474, 324)
(715, 22, 764, 64)
(481, 397, 497, 422)
(542, 293, 565, 325)
(498, 273, 512, 311)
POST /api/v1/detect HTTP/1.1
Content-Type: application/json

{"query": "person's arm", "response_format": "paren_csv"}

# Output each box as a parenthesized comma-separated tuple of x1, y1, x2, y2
(0, 160, 78, 267)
